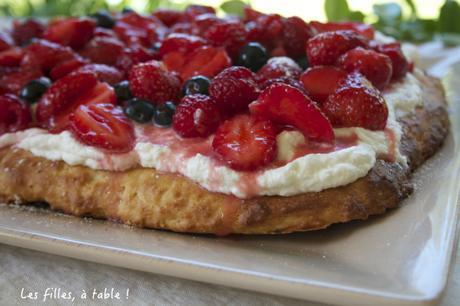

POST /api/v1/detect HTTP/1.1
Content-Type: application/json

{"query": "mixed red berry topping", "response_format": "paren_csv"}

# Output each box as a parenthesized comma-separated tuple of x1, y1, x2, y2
(0, 5, 409, 170)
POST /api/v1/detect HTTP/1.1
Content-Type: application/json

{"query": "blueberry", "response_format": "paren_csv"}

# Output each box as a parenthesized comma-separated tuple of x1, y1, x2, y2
(19, 77, 52, 104)
(123, 98, 155, 124)
(237, 42, 269, 72)
(182, 76, 211, 96)
(296, 56, 309, 70)
(113, 80, 133, 102)
(122, 7, 135, 14)
(154, 101, 176, 127)
(91, 10, 115, 29)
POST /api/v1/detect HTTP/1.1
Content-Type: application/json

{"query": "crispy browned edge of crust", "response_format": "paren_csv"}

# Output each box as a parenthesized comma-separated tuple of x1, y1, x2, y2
(0, 73, 450, 235)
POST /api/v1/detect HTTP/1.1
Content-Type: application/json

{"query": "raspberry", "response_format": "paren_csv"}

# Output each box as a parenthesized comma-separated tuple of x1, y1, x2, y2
(204, 20, 247, 59)
(300, 66, 348, 103)
(209, 67, 259, 116)
(375, 42, 408, 80)
(282, 17, 313, 58)
(250, 83, 334, 143)
(172, 94, 221, 138)
(256, 56, 302, 85)
(306, 30, 368, 66)
(322, 73, 388, 130)
(212, 114, 277, 171)
(0, 94, 32, 135)
(129, 60, 181, 104)
(337, 47, 393, 90)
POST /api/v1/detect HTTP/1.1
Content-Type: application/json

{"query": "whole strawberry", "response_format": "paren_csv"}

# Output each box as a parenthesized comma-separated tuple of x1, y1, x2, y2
(337, 47, 393, 90)
(374, 42, 408, 80)
(322, 73, 388, 130)
(129, 60, 181, 104)
(306, 30, 368, 66)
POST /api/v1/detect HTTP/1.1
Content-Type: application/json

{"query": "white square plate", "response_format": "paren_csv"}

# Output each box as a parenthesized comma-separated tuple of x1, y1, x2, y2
(0, 67, 459, 306)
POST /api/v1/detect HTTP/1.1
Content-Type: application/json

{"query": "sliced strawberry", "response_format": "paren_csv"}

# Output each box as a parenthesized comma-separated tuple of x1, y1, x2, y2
(212, 114, 277, 171)
(283, 17, 313, 58)
(169, 22, 197, 35)
(322, 73, 388, 130)
(0, 94, 32, 135)
(12, 18, 45, 46)
(162, 51, 186, 74)
(0, 68, 42, 95)
(374, 42, 408, 80)
(183, 5, 216, 20)
(337, 47, 393, 90)
(250, 83, 334, 143)
(164, 46, 231, 81)
(79, 36, 125, 66)
(0, 48, 23, 67)
(21, 39, 78, 73)
(310, 21, 375, 40)
(158, 33, 206, 57)
(69, 103, 135, 153)
(49, 57, 88, 81)
(300, 66, 347, 103)
(76, 64, 124, 85)
(204, 20, 247, 59)
(44, 17, 96, 50)
(246, 14, 284, 51)
(172, 94, 221, 138)
(0, 31, 14, 52)
(153, 8, 183, 27)
(114, 12, 166, 47)
(193, 14, 223, 35)
(129, 60, 181, 104)
(306, 30, 368, 66)
(77, 82, 116, 106)
(115, 45, 156, 74)
(36, 71, 98, 132)
(93, 28, 118, 38)
(243, 6, 264, 22)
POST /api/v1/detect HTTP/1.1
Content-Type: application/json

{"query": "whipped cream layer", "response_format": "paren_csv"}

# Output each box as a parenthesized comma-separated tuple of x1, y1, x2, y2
(0, 71, 424, 198)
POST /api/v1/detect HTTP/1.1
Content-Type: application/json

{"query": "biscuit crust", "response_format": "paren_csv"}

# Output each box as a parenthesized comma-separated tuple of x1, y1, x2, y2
(0, 73, 449, 234)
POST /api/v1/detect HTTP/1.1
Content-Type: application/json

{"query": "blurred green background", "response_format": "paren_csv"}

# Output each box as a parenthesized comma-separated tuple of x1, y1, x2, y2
(0, 0, 459, 44)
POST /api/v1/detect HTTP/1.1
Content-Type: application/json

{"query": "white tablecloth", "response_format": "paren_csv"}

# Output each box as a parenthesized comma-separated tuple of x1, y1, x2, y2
(1, 26, 460, 305)
(0, 241, 458, 305)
